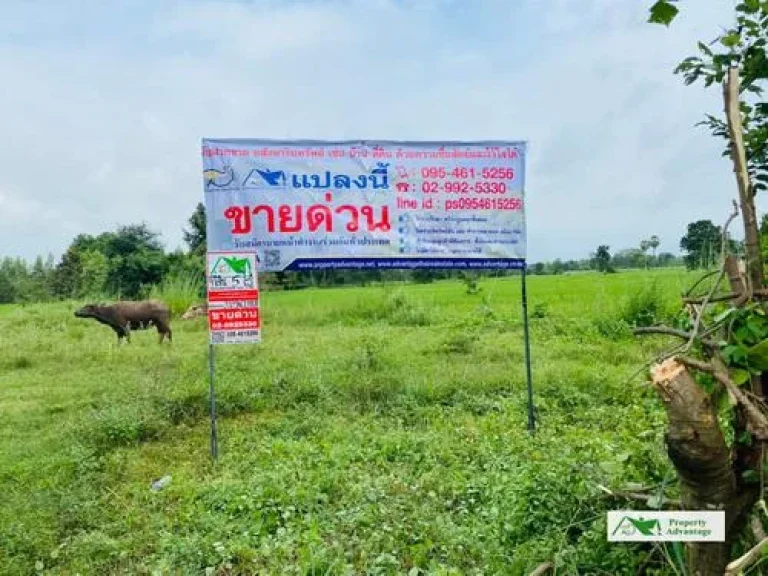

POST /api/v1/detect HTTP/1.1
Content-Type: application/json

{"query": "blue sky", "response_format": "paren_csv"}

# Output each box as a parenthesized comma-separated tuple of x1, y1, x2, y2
(0, 0, 757, 263)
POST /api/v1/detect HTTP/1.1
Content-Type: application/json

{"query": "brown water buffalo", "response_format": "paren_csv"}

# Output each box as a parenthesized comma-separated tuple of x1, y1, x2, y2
(74, 299, 172, 344)
(181, 303, 208, 320)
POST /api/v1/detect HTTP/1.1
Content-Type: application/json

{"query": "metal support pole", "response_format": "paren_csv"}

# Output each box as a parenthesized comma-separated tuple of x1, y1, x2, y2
(208, 342, 219, 461)
(521, 263, 535, 433)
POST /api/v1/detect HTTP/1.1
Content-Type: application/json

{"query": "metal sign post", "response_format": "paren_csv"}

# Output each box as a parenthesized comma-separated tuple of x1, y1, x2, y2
(208, 342, 218, 461)
(521, 263, 535, 433)
(204, 252, 261, 462)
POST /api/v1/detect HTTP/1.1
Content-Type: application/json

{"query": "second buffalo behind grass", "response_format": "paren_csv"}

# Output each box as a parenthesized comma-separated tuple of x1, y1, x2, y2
(74, 299, 173, 344)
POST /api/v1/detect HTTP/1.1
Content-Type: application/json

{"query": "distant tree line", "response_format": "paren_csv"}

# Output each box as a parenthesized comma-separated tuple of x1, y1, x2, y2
(1, 208, 763, 304)
(0, 204, 516, 305)
(529, 218, 762, 276)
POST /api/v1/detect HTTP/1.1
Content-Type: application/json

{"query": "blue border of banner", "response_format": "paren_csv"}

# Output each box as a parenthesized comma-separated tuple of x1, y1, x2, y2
(284, 257, 526, 271)
(202, 137, 529, 272)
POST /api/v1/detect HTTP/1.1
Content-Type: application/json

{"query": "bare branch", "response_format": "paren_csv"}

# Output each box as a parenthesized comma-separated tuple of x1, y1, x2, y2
(684, 268, 723, 299)
(633, 327, 718, 350)
(679, 356, 768, 439)
(683, 200, 740, 353)
(597, 484, 681, 509)
(681, 288, 768, 304)
(527, 562, 554, 576)
(752, 515, 766, 542)
(725, 535, 768, 575)
(724, 66, 764, 292)
(677, 356, 715, 374)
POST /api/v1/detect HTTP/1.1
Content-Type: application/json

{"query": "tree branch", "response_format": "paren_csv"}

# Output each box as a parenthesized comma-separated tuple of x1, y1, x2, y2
(597, 484, 681, 509)
(678, 356, 768, 439)
(682, 201, 740, 352)
(682, 288, 768, 304)
(725, 65, 763, 292)
(725, 535, 768, 575)
(633, 326, 718, 350)
(527, 562, 553, 576)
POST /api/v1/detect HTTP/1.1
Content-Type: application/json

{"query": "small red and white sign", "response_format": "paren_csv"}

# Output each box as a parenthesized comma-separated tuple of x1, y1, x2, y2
(206, 252, 261, 345)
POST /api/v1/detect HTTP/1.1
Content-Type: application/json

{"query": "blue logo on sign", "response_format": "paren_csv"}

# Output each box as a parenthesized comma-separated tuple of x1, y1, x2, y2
(243, 168, 287, 187)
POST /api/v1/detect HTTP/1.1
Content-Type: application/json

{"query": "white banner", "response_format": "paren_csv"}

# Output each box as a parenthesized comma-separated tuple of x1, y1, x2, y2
(202, 139, 527, 271)
(607, 511, 725, 542)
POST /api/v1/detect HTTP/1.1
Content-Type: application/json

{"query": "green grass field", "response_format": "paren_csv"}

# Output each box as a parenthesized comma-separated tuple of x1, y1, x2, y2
(0, 269, 702, 575)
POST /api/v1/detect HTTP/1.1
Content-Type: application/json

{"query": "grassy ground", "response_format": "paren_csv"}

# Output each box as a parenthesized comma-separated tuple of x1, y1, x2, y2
(0, 268, 701, 575)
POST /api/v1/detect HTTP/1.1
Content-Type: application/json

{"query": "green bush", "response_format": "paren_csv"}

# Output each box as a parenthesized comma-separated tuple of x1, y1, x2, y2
(148, 271, 203, 316)
(620, 281, 668, 327)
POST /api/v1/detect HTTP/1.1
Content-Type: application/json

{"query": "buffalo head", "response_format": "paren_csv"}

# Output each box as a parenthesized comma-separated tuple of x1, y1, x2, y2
(74, 304, 99, 318)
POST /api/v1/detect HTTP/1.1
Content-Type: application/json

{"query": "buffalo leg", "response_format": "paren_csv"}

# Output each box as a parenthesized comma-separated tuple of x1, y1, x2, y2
(156, 323, 171, 344)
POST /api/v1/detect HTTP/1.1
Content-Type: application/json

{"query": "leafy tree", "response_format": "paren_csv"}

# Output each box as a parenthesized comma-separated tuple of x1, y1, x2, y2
(51, 233, 107, 298)
(656, 252, 679, 267)
(0, 269, 15, 303)
(29, 255, 54, 301)
(644, 2, 768, 573)
(679, 219, 721, 269)
(638, 236, 661, 269)
(51, 247, 82, 299)
(612, 248, 646, 269)
(639, 239, 652, 269)
(52, 224, 167, 300)
(667, 2, 768, 197)
(648, 235, 661, 262)
(550, 259, 565, 275)
(101, 224, 167, 298)
(78, 250, 109, 298)
(183, 202, 206, 256)
(592, 245, 612, 272)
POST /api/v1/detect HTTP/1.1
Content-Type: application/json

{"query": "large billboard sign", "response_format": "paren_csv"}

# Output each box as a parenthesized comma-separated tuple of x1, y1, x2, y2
(202, 139, 526, 271)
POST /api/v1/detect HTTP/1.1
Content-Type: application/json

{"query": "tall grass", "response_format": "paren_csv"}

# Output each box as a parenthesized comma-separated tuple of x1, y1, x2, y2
(148, 272, 203, 316)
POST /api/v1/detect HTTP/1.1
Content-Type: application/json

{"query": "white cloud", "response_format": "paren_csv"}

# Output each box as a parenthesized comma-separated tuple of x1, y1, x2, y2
(0, 0, 757, 263)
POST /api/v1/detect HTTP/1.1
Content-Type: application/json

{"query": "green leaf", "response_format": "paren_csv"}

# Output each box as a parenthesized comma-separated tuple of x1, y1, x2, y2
(714, 307, 737, 324)
(742, 469, 760, 483)
(738, 430, 754, 445)
(698, 41, 714, 56)
(671, 542, 686, 573)
(731, 368, 751, 386)
(747, 339, 768, 370)
(648, 0, 679, 26)
(723, 344, 749, 365)
(721, 32, 742, 48)
(741, 0, 760, 13)
(717, 389, 736, 413)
